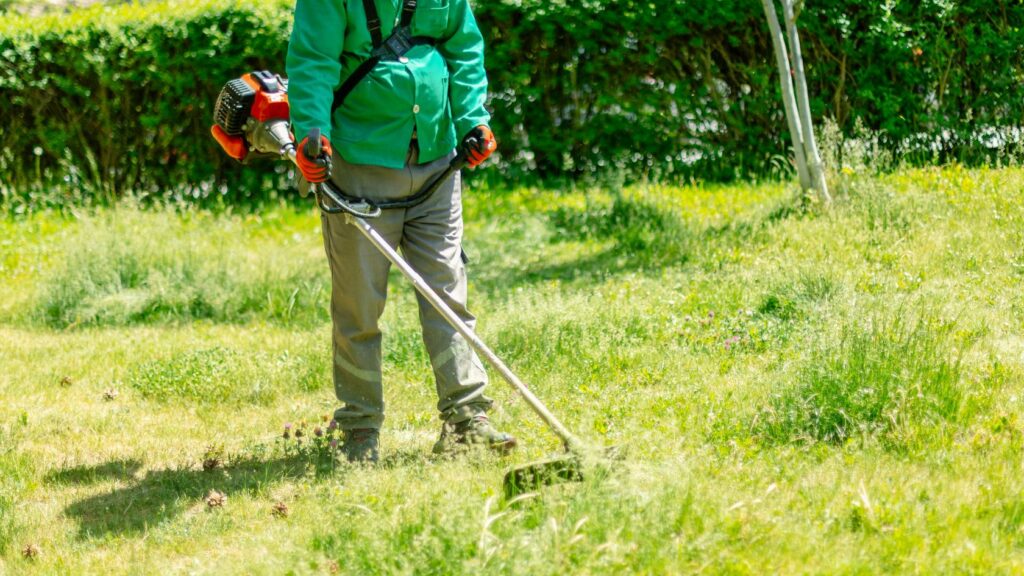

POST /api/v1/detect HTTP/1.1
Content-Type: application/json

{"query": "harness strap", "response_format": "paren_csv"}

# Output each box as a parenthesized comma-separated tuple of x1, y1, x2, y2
(331, 57, 382, 114)
(399, 0, 417, 27)
(362, 0, 383, 48)
(330, 0, 436, 114)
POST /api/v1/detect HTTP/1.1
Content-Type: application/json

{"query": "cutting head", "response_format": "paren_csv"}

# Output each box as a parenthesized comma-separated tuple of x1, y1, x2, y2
(503, 454, 584, 499)
(502, 445, 622, 499)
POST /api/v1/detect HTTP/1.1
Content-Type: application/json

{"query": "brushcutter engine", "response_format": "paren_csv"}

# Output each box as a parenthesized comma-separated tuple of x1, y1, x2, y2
(211, 70, 295, 163)
(210, 70, 468, 220)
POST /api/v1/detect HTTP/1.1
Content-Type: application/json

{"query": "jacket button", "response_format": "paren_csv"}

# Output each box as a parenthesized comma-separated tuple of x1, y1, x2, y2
(412, 104, 420, 114)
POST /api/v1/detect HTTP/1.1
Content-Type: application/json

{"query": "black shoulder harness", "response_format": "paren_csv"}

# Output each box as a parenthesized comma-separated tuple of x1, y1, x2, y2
(331, 0, 438, 114)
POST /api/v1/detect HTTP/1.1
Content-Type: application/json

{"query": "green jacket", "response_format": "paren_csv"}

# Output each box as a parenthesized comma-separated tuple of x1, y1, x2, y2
(286, 0, 491, 169)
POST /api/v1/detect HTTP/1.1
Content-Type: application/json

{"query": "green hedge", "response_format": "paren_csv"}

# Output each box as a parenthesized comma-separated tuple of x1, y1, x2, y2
(1, 0, 1022, 200)
(0, 0, 294, 200)
(477, 0, 1024, 180)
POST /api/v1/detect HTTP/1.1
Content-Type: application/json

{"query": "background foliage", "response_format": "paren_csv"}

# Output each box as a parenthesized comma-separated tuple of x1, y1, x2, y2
(0, 0, 1022, 200)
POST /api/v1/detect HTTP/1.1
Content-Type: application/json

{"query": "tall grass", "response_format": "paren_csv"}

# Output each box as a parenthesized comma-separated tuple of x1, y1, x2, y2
(548, 194, 693, 265)
(35, 207, 328, 327)
(758, 309, 972, 449)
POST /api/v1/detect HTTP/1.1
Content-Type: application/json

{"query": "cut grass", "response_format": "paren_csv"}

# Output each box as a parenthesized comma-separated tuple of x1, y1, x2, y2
(1, 166, 1023, 573)
(127, 345, 328, 404)
(0, 424, 32, 554)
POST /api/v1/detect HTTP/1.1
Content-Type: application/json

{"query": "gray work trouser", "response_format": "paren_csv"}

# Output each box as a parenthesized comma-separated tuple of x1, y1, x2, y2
(319, 144, 491, 431)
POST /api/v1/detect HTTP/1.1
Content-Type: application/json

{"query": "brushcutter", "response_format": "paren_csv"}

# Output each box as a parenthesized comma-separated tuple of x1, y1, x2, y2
(211, 71, 612, 496)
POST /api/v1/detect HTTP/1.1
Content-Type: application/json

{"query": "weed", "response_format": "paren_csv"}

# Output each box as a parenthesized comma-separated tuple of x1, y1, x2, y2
(846, 181, 913, 235)
(202, 444, 226, 472)
(271, 501, 289, 518)
(204, 490, 227, 509)
(757, 272, 837, 321)
(20, 543, 39, 559)
(758, 309, 970, 449)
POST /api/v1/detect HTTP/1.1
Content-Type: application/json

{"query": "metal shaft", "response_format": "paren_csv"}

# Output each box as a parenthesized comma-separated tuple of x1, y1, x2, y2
(287, 145, 583, 452)
(344, 214, 584, 453)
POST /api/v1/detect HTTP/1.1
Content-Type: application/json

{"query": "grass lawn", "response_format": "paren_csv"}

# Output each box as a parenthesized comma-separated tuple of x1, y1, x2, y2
(1, 166, 1023, 574)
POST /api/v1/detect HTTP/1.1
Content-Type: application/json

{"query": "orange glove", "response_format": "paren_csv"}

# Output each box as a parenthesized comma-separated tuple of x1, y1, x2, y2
(461, 125, 497, 168)
(296, 134, 333, 183)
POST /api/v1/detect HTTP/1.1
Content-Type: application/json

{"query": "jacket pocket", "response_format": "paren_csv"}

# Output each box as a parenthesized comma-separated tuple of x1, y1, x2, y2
(412, 5, 449, 38)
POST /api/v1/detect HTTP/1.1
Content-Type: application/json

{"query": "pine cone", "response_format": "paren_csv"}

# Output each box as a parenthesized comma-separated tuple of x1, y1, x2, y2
(204, 490, 227, 508)
(271, 501, 289, 518)
(102, 389, 118, 401)
(21, 543, 40, 559)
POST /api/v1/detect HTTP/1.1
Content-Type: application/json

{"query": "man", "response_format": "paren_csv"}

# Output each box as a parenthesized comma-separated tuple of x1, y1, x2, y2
(286, 0, 516, 463)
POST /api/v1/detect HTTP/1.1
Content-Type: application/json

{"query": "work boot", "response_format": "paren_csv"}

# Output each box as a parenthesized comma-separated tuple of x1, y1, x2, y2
(340, 428, 379, 464)
(432, 414, 517, 455)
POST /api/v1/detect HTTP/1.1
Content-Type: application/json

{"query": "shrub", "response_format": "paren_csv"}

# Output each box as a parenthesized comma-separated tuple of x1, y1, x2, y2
(478, 0, 1024, 180)
(0, 0, 294, 200)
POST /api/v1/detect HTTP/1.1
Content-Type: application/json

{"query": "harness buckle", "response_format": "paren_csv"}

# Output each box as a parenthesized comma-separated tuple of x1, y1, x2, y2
(372, 26, 414, 61)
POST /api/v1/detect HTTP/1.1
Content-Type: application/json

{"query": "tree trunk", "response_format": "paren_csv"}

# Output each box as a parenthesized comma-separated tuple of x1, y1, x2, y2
(783, 0, 831, 203)
(761, 0, 811, 191)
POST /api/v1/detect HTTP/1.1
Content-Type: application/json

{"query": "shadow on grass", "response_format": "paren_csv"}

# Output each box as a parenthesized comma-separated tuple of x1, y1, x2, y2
(498, 245, 680, 288)
(45, 459, 143, 485)
(62, 447, 441, 538)
(61, 452, 345, 538)
(473, 193, 807, 295)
